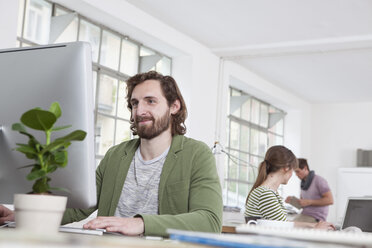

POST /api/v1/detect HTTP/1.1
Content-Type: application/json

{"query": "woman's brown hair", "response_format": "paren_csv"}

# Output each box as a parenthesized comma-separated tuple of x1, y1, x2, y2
(246, 145, 298, 203)
(126, 71, 187, 136)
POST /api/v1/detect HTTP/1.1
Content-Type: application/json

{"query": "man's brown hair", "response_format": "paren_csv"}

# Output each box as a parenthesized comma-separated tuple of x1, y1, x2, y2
(298, 158, 310, 170)
(126, 71, 187, 136)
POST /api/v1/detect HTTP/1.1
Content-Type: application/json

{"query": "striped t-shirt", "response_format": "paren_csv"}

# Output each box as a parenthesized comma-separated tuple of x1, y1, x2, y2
(245, 186, 287, 221)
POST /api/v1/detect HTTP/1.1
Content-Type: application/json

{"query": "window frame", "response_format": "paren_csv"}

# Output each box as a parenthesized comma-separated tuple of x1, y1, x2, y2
(16, 0, 172, 164)
(224, 86, 286, 208)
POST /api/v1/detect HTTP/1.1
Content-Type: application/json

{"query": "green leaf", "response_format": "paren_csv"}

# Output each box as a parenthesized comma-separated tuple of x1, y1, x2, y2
(51, 125, 72, 131)
(47, 164, 58, 173)
(12, 123, 38, 141)
(32, 178, 50, 193)
(49, 102, 61, 119)
(21, 109, 57, 131)
(30, 164, 41, 172)
(41, 130, 86, 154)
(26, 169, 46, 181)
(25, 153, 37, 159)
(12, 123, 27, 132)
(56, 130, 87, 141)
(54, 150, 67, 165)
(15, 146, 37, 155)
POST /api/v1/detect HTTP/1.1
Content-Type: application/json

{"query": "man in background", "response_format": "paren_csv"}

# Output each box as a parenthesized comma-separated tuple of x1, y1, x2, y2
(0, 71, 222, 237)
(286, 158, 333, 223)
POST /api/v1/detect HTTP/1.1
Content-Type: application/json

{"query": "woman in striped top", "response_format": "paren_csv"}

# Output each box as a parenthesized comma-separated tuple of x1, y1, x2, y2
(245, 145, 334, 229)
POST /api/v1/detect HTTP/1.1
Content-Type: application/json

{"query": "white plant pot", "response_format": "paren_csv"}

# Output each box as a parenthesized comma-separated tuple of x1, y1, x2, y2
(14, 194, 67, 234)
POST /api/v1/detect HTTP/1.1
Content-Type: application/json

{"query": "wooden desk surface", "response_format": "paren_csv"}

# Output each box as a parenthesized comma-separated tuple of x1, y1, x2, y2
(221, 225, 236, 233)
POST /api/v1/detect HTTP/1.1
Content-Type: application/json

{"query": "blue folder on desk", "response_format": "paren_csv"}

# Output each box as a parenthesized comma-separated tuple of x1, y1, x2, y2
(167, 229, 302, 248)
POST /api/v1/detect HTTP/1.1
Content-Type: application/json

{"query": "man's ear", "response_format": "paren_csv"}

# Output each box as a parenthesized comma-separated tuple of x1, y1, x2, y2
(170, 99, 181, 115)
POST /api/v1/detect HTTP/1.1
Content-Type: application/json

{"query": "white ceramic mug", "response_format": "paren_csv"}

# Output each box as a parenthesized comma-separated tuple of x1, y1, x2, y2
(247, 219, 294, 228)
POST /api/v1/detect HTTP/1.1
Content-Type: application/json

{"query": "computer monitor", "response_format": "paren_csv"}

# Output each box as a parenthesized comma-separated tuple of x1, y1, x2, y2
(341, 197, 372, 232)
(0, 42, 96, 209)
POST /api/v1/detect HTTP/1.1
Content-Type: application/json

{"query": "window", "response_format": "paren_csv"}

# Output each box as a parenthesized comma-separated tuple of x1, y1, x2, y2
(17, 0, 172, 165)
(224, 87, 285, 208)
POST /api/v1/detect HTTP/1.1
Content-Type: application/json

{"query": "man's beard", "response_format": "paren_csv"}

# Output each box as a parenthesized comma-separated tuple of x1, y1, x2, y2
(135, 110, 171, 140)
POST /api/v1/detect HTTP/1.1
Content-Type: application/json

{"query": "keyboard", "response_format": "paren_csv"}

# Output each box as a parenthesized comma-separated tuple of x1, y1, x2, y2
(236, 224, 372, 246)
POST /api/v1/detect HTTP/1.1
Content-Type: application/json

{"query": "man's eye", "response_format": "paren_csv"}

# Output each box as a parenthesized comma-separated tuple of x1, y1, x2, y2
(131, 102, 138, 107)
(148, 99, 155, 104)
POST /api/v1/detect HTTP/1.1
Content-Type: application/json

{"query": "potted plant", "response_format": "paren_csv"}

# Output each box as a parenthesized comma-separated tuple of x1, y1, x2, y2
(11, 102, 86, 234)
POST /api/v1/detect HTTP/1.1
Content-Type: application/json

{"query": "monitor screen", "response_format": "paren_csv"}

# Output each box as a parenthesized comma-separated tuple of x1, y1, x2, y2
(0, 42, 96, 209)
(342, 198, 372, 232)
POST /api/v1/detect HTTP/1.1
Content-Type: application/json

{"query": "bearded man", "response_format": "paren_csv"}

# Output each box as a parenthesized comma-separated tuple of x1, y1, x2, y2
(64, 71, 222, 236)
(0, 71, 222, 237)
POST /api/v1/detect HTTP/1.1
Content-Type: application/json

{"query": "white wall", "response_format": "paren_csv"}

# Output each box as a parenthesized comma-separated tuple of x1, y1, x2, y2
(0, 0, 19, 49)
(310, 102, 372, 223)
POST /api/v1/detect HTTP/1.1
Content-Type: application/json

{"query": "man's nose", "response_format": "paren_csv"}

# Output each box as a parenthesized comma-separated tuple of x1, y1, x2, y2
(136, 101, 148, 115)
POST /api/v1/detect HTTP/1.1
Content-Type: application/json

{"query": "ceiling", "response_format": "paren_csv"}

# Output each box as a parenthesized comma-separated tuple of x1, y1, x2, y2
(125, 0, 372, 103)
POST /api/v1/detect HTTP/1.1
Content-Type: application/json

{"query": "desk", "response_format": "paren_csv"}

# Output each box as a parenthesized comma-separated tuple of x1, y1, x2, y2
(1, 227, 362, 248)
(221, 225, 236, 233)
(0, 229, 210, 248)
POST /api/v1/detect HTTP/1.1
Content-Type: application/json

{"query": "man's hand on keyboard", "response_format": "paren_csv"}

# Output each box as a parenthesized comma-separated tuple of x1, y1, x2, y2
(83, 216, 144, 236)
(0, 205, 14, 225)
(315, 221, 335, 230)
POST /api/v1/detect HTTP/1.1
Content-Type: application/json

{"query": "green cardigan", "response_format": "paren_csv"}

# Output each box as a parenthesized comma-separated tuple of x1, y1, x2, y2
(62, 135, 222, 236)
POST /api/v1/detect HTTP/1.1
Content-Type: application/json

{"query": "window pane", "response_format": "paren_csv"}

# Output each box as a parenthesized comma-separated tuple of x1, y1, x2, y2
(79, 19, 100, 62)
(117, 81, 131, 120)
(238, 154, 248, 182)
(241, 97, 251, 121)
(224, 150, 229, 179)
(240, 125, 249, 152)
(226, 181, 237, 206)
(250, 128, 259, 155)
(238, 183, 248, 207)
(17, 0, 25, 37)
(96, 114, 115, 156)
(228, 150, 239, 180)
(249, 156, 260, 182)
(53, 8, 78, 43)
(140, 46, 155, 56)
(259, 131, 268, 157)
(269, 133, 284, 147)
(24, 0, 52, 44)
(229, 121, 239, 149)
(95, 158, 101, 168)
(120, 39, 139, 76)
(100, 30, 120, 70)
(251, 99, 260, 125)
(156, 56, 171, 75)
(98, 74, 118, 116)
(259, 103, 269, 128)
(115, 120, 131, 145)
(230, 91, 241, 117)
(140, 46, 156, 71)
(92, 70, 97, 107)
(277, 119, 284, 136)
(223, 181, 228, 206)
